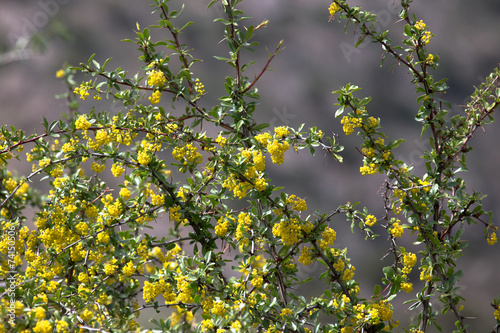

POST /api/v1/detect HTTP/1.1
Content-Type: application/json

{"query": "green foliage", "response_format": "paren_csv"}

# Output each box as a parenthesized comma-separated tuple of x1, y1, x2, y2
(1, 1, 499, 332)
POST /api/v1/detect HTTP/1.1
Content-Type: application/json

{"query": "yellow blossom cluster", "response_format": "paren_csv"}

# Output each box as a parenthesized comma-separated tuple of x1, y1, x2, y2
(111, 163, 125, 177)
(169, 205, 183, 223)
(365, 214, 377, 227)
(215, 214, 234, 237)
(280, 307, 293, 319)
(75, 115, 92, 130)
(414, 20, 432, 44)
(426, 54, 434, 64)
(274, 126, 289, 138)
(494, 307, 500, 321)
(362, 147, 375, 158)
(329, 2, 341, 16)
(319, 227, 337, 250)
(137, 139, 161, 165)
(147, 69, 167, 88)
(251, 272, 264, 289)
(73, 80, 92, 100)
(272, 218, 302, 246)
(102, 193, 123, 217)
(149, 90, 162, 104)
(487, 231, 497, 245)
(267, 139, 289, 165)
(222, 148, 268, 198)
(286, 194, 307, 211)
(194, 78, 206, 95)
(146, 69, 167, 104)
(298, 246, 314, 265)
(414, 20, 426, 30)
(172, 142, 203, 166)
(91, 162, 106, 173)
(341, 116, 362, 135)
(360, 163, 378, 175)
(88, 129, 113, 151)
(420, 266, 433, 282)
(400, 252, 417, 292)
(211, 301, 226, 316)
(216, 133, 227, 147)
(389, 220, 404, 238)
(235, 212, 253, 249)
(255, 130, 290, 165)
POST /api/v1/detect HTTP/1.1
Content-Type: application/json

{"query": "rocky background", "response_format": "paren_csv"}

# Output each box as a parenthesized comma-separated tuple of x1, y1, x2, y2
(1, 0, 499, 331)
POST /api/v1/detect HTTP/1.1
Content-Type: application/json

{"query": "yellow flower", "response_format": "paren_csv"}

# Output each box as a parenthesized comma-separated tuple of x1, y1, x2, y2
(91, 162, 105, 173)
(414, 20, 426, 30)
(75, 115, 92, 130)
(255, 132, 272, 146)
(298, 246, 314, 265)
(329, 2, 341, 16)
(39, 157, 51, 168)
(215, 216, 229, 237)
(111, 163, 125, 177)
(280, 308, 293, 319)
(366, 116, 378, 128)
(211, 301, 226, 316)
(120, 187, 131, 200)
(73, 81, 91, 100)
(287, 194, 307, 211)
(137, 150, 151, 165)
(487, 231, 497, 245)
(267, 139, 289, 165)
(365, 214, 377, 227)
(426, 53, 434, 64)
(274, 126, 289, 138)
(360, 163, 378, 175)
(149, 90, 162, 104)
(390, 221, 404, 238)
(147, 69, 167, 87)
(401, 282, 413, 293)
(403, 252, 417, 267)
(194, 78, 205, 95)
(216, 134, 227, 147)
(319, 227, 336, 250)
(231, 320, 242, 331)
(33, 320, 52, 333)
(35, 306, 46, 320)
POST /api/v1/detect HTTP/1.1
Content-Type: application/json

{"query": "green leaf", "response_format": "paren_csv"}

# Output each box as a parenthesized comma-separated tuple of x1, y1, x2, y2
(335, 107, 345, 118)
(383, 266, 394, 280)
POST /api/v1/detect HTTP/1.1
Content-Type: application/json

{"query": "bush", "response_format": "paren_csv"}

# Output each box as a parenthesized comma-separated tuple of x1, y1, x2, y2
(1, 0, 499, 332)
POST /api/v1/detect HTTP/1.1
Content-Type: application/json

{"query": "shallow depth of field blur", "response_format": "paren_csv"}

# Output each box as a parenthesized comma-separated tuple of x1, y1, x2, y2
(1, 0, 499, 331)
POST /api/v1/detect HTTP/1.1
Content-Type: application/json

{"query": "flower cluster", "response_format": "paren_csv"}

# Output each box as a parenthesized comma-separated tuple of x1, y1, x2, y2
(329, 2, 341, 16)
(340, 116, 362, 135)
(73, 81, 92, 100)
(400, 252, 417, 293)
(255, 128, 291, 165)
(360, 162, 378, 175)
(222, 148, 268, 198)
(389, 219, 404, 238)
(194, 78, 205, 95)
(147, 69, 167, 88)
(0, 2, 496, 332)
(286, 194, 307, 211)
(172, 142, 203, 167)
(272, 218, 303, 246)
(365, 214, 377, 227)
(414, 20, 432, 44)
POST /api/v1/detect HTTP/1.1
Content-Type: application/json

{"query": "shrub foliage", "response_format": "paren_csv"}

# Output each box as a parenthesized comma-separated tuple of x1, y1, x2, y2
(1, 0, 499, 332)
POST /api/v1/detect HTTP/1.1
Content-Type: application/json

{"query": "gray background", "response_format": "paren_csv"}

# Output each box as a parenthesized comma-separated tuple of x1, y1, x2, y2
(1, 0, 499, 331)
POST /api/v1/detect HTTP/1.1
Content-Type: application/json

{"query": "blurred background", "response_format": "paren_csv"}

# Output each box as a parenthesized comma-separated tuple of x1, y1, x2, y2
(1, 0, 499, 331)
